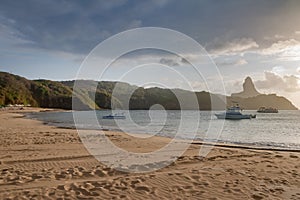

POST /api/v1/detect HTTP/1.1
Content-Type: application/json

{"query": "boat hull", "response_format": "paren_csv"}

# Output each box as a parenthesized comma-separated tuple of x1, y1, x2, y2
(257, 110, 278, 113)
(257, 107, 278, 113)
(215, 113, 252, 120)
(102, 115, 126, 119)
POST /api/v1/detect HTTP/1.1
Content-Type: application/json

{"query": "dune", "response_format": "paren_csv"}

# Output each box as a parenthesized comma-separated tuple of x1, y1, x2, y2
(0, 108, 299, 199)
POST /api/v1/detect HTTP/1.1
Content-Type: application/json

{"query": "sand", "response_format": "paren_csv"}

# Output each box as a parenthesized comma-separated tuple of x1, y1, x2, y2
(0, 108, 299, 200)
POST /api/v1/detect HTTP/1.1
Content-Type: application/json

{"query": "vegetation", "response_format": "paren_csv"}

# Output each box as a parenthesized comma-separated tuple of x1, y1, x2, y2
(0, 71, 297, 110)
(0, 72, 73, 109)
(0, 72, 38, 107)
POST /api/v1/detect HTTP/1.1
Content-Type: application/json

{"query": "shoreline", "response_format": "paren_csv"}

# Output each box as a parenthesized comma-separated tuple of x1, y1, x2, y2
(0, 108, 299, 199)
(25, 108, 300, 152)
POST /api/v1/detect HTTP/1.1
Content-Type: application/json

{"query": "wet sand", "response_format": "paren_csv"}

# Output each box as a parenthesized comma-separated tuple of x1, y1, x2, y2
(0, 108, 299, 199)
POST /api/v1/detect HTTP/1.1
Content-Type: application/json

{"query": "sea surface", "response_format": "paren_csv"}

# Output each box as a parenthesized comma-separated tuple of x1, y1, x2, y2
(28, 110, 300, 150)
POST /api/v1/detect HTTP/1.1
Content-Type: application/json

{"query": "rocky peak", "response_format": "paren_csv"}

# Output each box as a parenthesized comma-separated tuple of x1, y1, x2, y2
(232, 77, 260, 98)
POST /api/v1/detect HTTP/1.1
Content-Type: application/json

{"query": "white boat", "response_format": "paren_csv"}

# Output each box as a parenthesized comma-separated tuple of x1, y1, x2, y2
(215, 106, 256, 120)
(102, 113, 126, 119)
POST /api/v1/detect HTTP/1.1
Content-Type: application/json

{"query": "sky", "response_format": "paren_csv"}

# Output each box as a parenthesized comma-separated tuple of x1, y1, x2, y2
(1, 0, 300, 107)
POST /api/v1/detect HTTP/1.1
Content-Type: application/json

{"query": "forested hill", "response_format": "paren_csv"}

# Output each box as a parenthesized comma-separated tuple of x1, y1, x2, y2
(0, 72, 297, 110)
(0, 72, 74, 109)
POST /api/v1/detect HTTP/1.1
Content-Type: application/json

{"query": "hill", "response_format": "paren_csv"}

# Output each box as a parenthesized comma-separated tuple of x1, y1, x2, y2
(228, 94, 297, 110)
(0, 72, 85, 109)
(63, 80, 226, 110)
(0, 72, 297, 110)
(229, 77, 297, 110)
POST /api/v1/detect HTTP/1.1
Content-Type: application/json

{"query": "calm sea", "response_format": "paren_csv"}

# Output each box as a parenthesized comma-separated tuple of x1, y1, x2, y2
(27, 110, 300, 150)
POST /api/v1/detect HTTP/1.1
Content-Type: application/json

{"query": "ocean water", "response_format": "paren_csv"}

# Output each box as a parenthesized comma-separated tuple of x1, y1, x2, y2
(28, 110, 300, 150)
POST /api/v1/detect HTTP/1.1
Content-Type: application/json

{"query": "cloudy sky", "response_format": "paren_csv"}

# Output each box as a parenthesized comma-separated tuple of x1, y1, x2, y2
(1, 0, 300, 107)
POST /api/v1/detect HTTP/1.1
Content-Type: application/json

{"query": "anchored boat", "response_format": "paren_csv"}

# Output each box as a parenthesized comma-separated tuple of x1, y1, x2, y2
(102, 113, 126, 119)
(257, 107, 278, 113)
(215, 106, 256, 120)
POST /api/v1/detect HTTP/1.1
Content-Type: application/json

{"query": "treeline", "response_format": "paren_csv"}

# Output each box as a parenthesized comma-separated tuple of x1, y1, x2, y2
(0, 72, 297, 110)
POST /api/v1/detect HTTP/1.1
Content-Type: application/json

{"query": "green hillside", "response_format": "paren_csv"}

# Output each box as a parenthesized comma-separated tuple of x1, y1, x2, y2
(0, 72, 80, 109)
(0, 71, 297, 110)
(0, 72, 38, 106)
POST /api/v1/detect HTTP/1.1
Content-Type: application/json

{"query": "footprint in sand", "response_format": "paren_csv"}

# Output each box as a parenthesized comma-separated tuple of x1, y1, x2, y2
(289, 154, 298, 159)
(274, 154, 284, 158)
(251, 194, 264, 200)
(134, 185, 152, 193)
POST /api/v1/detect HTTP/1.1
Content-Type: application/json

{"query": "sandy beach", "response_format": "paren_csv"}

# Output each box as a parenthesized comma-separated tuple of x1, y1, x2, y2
(0, 108, 299, 200)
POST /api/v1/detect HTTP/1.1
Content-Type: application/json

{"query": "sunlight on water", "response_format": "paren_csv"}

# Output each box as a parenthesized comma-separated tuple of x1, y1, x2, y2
(28, 110, 300, 150)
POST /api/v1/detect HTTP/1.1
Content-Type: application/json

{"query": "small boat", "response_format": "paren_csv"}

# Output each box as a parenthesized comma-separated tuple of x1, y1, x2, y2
(102, 113, 126, 119)
(257, 107, 278, 113)
(215, 106, 256, 120)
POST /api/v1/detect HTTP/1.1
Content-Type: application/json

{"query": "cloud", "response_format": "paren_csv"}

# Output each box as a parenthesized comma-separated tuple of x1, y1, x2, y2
(215, 57, 248, 66)
(181, 58, 189, 64)
(152, 0, 170, 7)
(235, 59, 248, 65)
(264, 34, 285, 41)
(255, 71, 300, 92)
(274, 34, 285, 39)
(126, 20, 142, 29)
(1, 0, 299, 58)
(159, 55, 196, 67)
(209, 37, 300, 62)
(0, 16, 32, 45)
(0, 0, 156, 54)
(159, 58, 180, 67)
(260, 39, 300, 61)
(208, 37, 259, 55)
(261, 39, 299, 54)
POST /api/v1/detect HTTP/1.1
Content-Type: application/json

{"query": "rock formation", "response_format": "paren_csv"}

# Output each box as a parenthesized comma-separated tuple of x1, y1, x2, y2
(231, 76, 260, 98)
